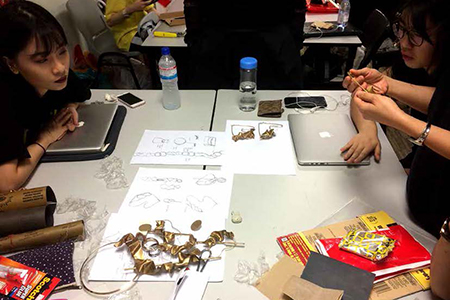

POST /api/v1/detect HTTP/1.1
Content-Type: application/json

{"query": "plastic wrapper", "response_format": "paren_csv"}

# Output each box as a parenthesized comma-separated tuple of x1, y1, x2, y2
(234, 252, 270, 285)
(338, 230, 396, 262)
(95, 156, 129, 189)
(56, 197, 109, 250)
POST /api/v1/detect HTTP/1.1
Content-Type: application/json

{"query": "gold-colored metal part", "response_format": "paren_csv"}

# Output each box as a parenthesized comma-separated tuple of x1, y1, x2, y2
(258, 122, 283, 140)
(191, 220, 202, 231)
(231, 125, 255, 142)
(114, 220, 238, 276)
(139, 224, 152, 232)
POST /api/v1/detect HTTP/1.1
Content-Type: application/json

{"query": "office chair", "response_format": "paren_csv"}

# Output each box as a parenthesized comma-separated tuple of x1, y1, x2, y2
(67, 0, 141, 89)
(357, 9, 391, 69)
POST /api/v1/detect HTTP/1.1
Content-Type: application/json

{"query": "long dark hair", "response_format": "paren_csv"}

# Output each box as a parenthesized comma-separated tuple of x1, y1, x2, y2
(0, 0, 67, 72)
(399, 0, 450, 75)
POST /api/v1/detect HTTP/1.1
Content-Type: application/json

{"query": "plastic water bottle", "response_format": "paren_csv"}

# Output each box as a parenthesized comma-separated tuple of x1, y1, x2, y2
(337, 0, 351, 28)
(239, 57, 257, 112)
(159, 47, 181, 110)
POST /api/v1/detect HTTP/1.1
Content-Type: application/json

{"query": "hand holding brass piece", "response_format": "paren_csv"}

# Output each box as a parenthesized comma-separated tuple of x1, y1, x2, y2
(347, 71, 382, 94)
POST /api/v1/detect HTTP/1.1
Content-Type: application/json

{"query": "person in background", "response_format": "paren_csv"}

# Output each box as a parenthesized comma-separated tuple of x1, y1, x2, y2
(0, 1, 91, 192)
(431, 217, 450, 300)
(342, 0, 450, 237)
(105, 0, 157, 51)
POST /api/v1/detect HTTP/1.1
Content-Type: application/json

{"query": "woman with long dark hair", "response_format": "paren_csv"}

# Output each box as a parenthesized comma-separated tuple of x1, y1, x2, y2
(343, 0, 450, 237)
(0, 1, 91, 191)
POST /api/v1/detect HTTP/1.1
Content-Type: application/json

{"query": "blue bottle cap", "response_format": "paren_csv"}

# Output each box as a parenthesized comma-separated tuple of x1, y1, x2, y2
(240, 57, 257, 69)
(161, 47, 170, 55)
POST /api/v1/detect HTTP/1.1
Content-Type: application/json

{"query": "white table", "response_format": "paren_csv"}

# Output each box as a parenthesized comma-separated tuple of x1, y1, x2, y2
(28, 89, 216, 220)
(207, 90, 435, 300)
(26, 89, 434, 300)
(142, 12, 361, 48)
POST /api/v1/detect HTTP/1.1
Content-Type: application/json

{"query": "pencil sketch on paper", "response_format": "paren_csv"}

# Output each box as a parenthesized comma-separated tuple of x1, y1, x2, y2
(204, 136, 216, 147)
(141, 176, 183, 190)
(128, 191, 218, 213)
(133, 150, 223, 159)
(131, 131, 226, 165)
(195, 173, 227, 185)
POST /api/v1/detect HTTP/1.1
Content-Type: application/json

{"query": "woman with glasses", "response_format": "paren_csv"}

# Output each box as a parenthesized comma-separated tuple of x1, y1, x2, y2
(342, 0, 450, 238)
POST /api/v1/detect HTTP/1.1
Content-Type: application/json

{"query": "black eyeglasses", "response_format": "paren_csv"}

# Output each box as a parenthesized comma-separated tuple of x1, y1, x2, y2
(392, 22, 425, 47)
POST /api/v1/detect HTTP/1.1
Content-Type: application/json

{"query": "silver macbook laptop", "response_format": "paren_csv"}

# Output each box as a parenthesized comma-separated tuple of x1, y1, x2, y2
(46, 103, 118, 155)
(288, 113, 370, 166)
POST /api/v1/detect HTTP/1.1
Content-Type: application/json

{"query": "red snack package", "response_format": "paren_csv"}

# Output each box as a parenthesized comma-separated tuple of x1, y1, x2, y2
(315, 225, 431, 283)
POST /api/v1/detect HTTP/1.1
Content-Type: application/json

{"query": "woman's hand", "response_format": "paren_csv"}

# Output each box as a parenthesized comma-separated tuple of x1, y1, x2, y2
(341, 132, 381, 163)
(343, 68, 390, 95)
(353, 91, 407, 128)
(127, 0, 153, 13)
(64, 103, 79, 131)
(37, 109, 74, 147)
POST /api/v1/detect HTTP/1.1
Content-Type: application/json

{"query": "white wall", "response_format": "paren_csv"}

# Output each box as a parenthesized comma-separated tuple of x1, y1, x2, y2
(30, 0, 88, 61)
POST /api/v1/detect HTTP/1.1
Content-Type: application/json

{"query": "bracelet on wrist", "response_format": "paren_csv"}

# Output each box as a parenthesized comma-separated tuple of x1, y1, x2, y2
(408, 122, 431, 147)
(34, 142, 47, 154)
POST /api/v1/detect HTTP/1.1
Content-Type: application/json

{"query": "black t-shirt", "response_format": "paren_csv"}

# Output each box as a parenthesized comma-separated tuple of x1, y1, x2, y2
(0, 70, 91, 164)
(407, 68, 450, 237)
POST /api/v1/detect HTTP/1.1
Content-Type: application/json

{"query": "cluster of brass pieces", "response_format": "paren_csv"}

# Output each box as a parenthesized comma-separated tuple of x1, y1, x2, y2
(114, 220, 236, 276)
(258, 122, 283, 140)
(232, 123, 283, 142)
(231, 125, 255, 142)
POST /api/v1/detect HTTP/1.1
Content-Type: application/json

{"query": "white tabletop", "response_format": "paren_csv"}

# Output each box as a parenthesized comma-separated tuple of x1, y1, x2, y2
(25, 89, 434, 300)
(27, 90, 216, 215)
(142, 12, 362, 48)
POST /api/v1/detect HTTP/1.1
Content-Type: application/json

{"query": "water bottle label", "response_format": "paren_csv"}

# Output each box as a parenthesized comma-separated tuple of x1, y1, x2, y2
(159, 65, 178, 80)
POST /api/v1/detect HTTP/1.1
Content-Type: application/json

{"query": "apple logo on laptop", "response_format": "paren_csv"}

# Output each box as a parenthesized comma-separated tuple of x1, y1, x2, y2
(319, 131, 333, 138)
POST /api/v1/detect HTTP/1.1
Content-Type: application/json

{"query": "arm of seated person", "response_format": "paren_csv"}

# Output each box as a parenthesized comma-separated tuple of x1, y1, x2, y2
(341, 92, 381, 163)
(0, 148, 45, 192)
(106, 0, 153, 27)
(431, 226, 450, 300)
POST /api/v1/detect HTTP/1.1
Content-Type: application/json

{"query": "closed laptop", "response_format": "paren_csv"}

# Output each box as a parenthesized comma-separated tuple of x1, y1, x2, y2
(46, 103, 118, 155)
(288, 113, 370, 166)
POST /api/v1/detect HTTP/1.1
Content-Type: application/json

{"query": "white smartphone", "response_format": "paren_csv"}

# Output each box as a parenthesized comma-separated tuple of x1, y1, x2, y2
(117, 92, 146, 108)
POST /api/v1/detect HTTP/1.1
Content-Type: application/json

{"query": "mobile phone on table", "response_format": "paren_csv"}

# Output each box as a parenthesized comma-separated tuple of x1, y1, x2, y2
(284, 96, 327, 109)
(117, 92, 146, 108)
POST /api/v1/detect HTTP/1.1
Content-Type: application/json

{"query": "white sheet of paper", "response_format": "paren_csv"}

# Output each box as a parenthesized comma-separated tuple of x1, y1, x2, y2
(131, 130, 226, 166)
(223, 120, 296, 175)
(118, 168, 233, 218)
(89, 213, 227, 282)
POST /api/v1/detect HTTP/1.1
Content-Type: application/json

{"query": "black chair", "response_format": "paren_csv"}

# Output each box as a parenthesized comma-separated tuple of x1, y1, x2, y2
(357, 9, 391, 69)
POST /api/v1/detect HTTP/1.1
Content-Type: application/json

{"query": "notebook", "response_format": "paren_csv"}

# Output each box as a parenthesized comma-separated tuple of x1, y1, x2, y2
(46, 103, 118, 155)
(288, 113, 370, 166)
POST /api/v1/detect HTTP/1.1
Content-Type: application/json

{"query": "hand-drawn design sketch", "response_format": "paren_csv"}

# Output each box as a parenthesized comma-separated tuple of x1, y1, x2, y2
(134, 150, 223, 159)
(128, 192, 218, 214)
(174, 137, 186, 145)
(131, 131, 226, 166)
(152, 137, 169, 144)
(204, 136, 217, 146)
(141, 176, 182, 190)
(129, 192, 161, 209)
(185, 195, 218, 212)
(119, 168, 233, 219)
(195, 173, 227, 185)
